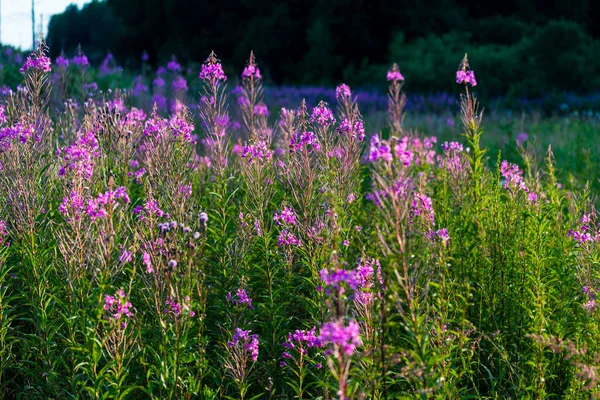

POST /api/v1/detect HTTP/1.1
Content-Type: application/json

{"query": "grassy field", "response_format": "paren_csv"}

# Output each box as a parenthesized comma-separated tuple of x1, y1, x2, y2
(0, 46, 599, 399)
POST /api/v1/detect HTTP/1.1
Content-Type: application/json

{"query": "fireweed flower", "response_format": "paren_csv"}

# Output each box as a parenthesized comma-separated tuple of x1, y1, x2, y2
(227, 288, 254, 309)
(320, 267, 358, 291)
(172, 75, 188, 92)
(242, 64, 261, 80)
(410, 193, 435, 225)
(142, 252, 153, 273)
(254, 103, 269, 117)
(582, 287, 597, 312)
(164, 296, 194, 317)
(426, 228, 450, 246)
(57, 131, 101, 181)
(273, 206, 297, 226)
(280, 327, 320, 365)
(289, 131, 320, 153)
(199, 52, 227, 83)
(317, 320, 362, 356)
(516, 132, 529, 146)
(169, 115, 195, 143)
(310, 102, 336, 127)
(20, 54, 52, 74)
(367, 134, 392, 162)
(72, 54, 90, 67)
(456, 54, 477, 86)
(242, 141, 272, 164)
(228, 328, 260, 362)
(104, 289, 134, 321)
(119, 250, 133, 263)
(500, 160, 528, 192)
(0, 220, 8, 246)
(167, 59, 181, 72)
(335, 83, 352, 100)
(55, 55, 69, 68)
(567, 213, 598, 244)
(387, 63, 404, 82)
(337, 118, 365, 142)
(277, 230, 301, 247)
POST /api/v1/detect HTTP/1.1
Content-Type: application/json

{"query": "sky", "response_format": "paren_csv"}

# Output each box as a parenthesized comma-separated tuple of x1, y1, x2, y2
(1, 0, 90, 50)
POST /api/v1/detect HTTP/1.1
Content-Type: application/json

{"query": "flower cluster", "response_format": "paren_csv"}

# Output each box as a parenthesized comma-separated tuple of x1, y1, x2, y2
(456, 70, 477, 86)
(242, 64, 262, 79)
(0, 122, 37, 148)
(57, 131, 101, 181)
(319, 267, 358, 291)
(59, 187, 130, 223)
(277, 230, 301, 247)
(273, 206, 297, 226)
(567, 214, 598, 244)
(254, 103, 269, 116)
(426, 228, 450, 246)
(72, 54, 90, 67)
(104, 289, 134, 321)
(367, 134, 393, 162)
(289, 131, 320, 153)
(317, 320, 362, 356)
(200, 55, 227, 83)
(410, 193, 435, 225)
(335, 84, 352, 100)
(310, 102, 336, 127)
(20, 54, 52, 73)
(164, 296, 195, 317)
(228, 328, 259, 362)
(582, 286, 597, 312)
(354, 258, 384, 306)
(242, 141, 272, 164)
(500, 161, 529, 192)
(337, 118, 365, 142)
(281, 327, 320, 365)
(172, 76, 188, 92)
(387, 63, 404, 82)
(227, 288, 254, 309)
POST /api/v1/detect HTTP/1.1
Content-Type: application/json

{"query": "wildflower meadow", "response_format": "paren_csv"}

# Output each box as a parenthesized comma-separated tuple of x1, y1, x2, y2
(0, 41, 599, 399)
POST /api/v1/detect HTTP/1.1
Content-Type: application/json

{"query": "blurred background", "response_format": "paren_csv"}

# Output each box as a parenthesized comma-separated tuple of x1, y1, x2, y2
(1, 0, 600, 101)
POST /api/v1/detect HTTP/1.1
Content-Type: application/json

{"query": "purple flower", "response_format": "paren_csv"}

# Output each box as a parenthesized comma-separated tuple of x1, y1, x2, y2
(335, 83, 352, 100)
(368, 134, 392, 162)
(410, 193, 435, 225)
(200, 52, 227, 83)
(55, 55, 69, 68)
(242, 141, 272, 164)
(277, 230, 301, 247)
(500, 160, 528, 192)
(387, 63, 404, 82)
(318, 320, 362, 356)
(289, 131, 320, 153)
(104, 289, 134, 320)
(20, 54, 51, 74)
(456, 70, 477, 86)
(228, 328, 259, 362)
(142, 252, 153, 273)
(516, 132, 529, 146)
(167, 60, 181, 72)
(337, 118, 365, 142)
(320, 267, 358, 291)
(227, 288, 254, 309)
(274, 206, 297, 226)
(254, 103, 269, 116)
(242, 64, 262, 79)
(72, 54, 90, 67)
(310, 102, 336, 127)
(119, 250, 133, 263)
(172, 75, 188, 92)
